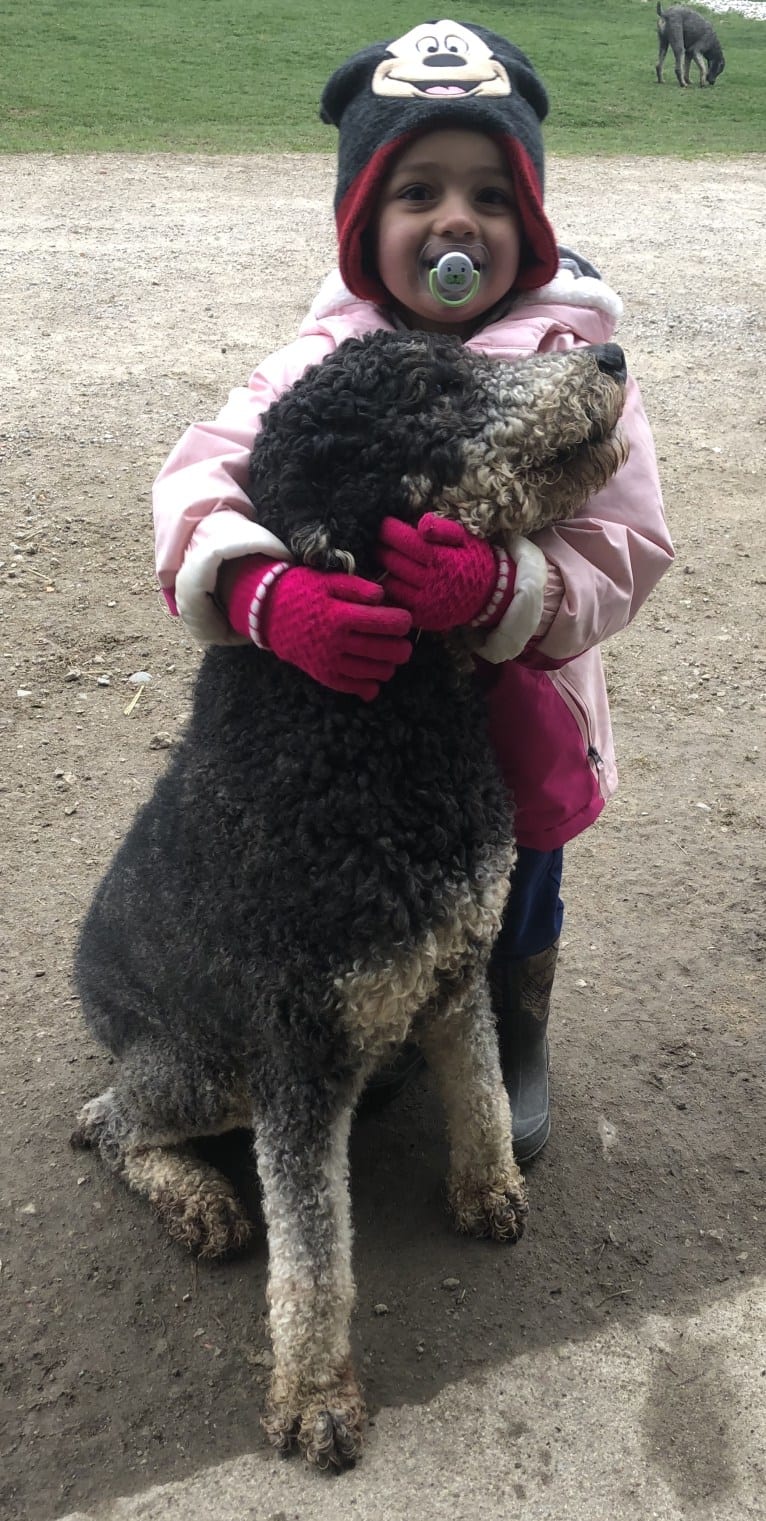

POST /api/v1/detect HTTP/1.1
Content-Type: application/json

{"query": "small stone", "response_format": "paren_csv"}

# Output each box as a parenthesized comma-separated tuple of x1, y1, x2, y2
(128, 671, 152, 685)
(373, 1303, 389, 1316)
(149, 732, 173, 750)
(96, 675, 111, 687)
(441, 1277, 461, 1290)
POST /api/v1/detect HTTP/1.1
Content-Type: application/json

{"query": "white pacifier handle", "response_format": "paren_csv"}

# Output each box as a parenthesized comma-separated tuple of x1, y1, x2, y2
(428, 250, 481, 308)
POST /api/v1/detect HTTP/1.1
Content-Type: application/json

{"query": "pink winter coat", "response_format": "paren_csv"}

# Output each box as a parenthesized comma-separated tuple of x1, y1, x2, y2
(153, 266, 673, 850)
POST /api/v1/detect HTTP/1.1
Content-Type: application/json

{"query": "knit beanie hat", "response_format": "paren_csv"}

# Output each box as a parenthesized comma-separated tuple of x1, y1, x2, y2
(320, 18, 559, 305)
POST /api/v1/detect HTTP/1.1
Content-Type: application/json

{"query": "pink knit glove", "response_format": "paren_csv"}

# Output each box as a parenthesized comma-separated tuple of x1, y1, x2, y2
(377, 512, 515, 632)
(226, 555, 413, 701)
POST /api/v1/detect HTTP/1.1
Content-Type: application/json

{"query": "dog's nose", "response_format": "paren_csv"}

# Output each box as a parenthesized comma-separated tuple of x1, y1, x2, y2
(591, 343, 627, 384)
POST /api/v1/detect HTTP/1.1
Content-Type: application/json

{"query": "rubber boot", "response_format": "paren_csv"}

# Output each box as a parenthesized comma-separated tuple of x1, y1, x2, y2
(490, 939, 559, 1162)
(356, 1043, 425, 1118)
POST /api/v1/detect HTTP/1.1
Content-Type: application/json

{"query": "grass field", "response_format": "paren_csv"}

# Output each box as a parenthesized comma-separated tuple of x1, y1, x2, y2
(1, 1, 764, 156)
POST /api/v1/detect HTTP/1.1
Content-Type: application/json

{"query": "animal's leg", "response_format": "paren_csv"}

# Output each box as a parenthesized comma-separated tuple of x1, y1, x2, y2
(664, 14, 688, 86)
(254, 1089, 365, 1469)
(417, 969, 528, 1243)
(692, 48, 707, 85)
(656, 39, 668, 83)
(71, 1049, 253, 1257)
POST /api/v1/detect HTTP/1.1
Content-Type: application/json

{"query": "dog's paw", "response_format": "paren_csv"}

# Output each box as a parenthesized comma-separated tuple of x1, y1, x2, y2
(264, 1376, 366, 1471)
(70, 1090, 116, 1150)
(152, 1180, 253, 1259)
(299, 1403, 364, 1470)
(450, 1173, 529, 1244)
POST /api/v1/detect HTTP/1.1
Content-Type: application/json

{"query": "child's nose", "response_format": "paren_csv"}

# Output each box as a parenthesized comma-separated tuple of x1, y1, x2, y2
(433, 194, 479, 239)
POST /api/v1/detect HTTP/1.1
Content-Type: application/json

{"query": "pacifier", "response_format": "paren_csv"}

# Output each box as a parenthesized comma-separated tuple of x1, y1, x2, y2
(423, 244, 486, 308)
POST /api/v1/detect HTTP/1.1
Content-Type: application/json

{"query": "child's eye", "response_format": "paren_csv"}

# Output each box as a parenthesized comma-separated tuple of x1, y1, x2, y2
(477, 187, 513, 208)
(398, 184, 433, 204)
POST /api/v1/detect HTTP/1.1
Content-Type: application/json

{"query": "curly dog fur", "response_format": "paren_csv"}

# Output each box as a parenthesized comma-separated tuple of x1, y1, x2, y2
(72, 330, 627, 1469)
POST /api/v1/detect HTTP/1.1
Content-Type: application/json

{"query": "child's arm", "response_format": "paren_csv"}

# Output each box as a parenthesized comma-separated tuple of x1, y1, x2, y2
(503, 373, 673, 668)
(152, 335, 335, 644)
(470, 371, 672, 667)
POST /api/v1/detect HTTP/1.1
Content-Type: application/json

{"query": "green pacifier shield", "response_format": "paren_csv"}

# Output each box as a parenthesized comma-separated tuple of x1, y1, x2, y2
(429, 251, 481, 308)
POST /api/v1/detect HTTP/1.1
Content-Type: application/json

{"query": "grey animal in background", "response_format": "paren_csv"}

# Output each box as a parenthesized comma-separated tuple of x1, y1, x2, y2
(71, 329, 627, 1471)
(656, 5, 726, 87)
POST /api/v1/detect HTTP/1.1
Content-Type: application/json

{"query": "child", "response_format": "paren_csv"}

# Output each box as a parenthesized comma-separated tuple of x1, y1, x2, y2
(152, 19, 674, 1160)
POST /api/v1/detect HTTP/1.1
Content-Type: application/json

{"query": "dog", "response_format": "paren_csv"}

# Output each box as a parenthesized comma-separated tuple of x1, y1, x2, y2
(71, 330, 627, 1469)
(656, 5, 725, 87)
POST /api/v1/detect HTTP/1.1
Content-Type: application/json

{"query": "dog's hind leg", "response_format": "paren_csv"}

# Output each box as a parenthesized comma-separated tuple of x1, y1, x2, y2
(253, 1083, 366, 1470)
(418, 967, 528, 1243)
(656, 38, 669, 83)
(664, 15, 689, 86)
(71, 1046, 253, 1258)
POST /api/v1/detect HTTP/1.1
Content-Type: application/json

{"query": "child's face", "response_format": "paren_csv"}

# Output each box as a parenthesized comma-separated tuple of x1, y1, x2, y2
(374, 129, 522, 337)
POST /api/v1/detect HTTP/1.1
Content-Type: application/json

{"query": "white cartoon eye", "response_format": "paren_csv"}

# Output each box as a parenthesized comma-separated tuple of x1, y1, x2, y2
(416, 34, 441, 55)
(444, 34, 469, 55)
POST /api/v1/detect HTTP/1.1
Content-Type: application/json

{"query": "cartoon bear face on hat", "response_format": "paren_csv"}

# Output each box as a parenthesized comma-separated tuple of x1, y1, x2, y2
(372, 20, 511, 99)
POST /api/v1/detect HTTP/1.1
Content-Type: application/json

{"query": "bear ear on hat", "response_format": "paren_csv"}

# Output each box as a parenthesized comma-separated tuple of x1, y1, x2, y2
(463, 22, 550, 124)
(506, 56, 549, 124)
(320, 44, 383, 126)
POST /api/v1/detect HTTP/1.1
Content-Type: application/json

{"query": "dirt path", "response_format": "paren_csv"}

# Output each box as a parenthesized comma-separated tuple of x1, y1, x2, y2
(1, 154, 764, 1520)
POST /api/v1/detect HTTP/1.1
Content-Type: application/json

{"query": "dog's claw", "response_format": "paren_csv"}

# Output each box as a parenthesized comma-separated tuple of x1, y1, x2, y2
(152, 1186, 253, 1259)
(264, 1381, 366, 1470)
(451, 1175, 529, 1243)
(304, 1408, 361, 1470)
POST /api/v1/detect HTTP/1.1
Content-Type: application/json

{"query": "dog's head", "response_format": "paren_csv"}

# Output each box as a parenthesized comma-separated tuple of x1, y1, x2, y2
(248, 330, 628, 579)
(707, 50, 725, 84)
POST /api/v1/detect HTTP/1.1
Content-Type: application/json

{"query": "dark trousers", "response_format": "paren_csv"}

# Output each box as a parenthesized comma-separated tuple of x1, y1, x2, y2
(502, 846, 564, 960)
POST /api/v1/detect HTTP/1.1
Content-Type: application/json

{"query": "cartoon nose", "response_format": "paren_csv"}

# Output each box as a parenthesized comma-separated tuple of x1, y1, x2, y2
(591, 343, 627, 384)
(422, 53, 467, 67)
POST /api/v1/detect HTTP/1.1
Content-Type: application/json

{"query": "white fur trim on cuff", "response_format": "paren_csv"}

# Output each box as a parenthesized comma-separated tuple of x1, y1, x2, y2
(174, 519, 291, 645)
(475, 537, 548, 665)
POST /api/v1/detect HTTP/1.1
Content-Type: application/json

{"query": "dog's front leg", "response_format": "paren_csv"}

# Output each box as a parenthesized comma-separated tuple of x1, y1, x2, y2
(418, 970, 528, 1243)
(253, 1094, 365, 1469)
(692, 48, 708, 86)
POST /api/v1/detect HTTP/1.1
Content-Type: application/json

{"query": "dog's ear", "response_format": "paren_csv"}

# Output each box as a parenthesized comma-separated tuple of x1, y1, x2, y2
(288, 521, 355, 574)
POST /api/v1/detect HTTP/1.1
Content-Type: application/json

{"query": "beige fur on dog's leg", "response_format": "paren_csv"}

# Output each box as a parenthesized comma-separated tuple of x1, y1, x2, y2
(123, 1144, 253, 1258)
(419, 974, 528, 1243)
(71, 1086, 253, 1258)
(253, 1100, 366, 1470)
